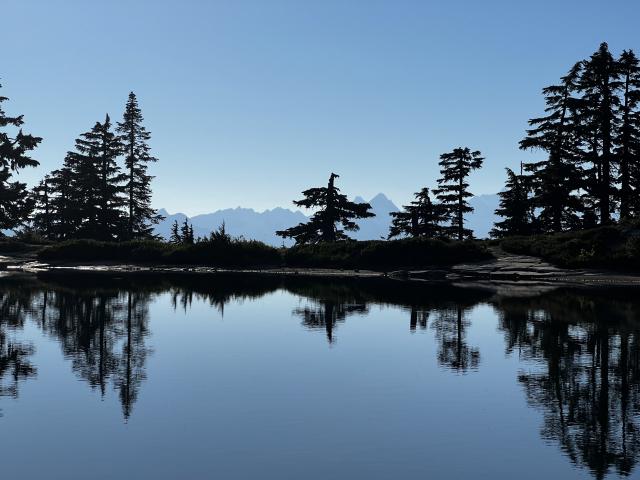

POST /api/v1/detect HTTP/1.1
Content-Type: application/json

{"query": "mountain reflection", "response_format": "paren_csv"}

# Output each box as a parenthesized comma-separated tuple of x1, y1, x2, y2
(1, 273, 640, 478)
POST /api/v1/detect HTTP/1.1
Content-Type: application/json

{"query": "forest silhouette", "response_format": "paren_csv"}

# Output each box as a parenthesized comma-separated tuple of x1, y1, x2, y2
(2, 42, 640, 261)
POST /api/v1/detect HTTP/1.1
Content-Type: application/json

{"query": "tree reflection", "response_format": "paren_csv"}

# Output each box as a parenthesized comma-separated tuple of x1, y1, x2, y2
(409, 306, 429, 332)
(0, 287, 38, 397)
(37, 285, 152, 420)
(432, 306, 479, 372)
(114, 292, 151, 419)
(295, 301, 368, 343)
(496, 290, 640, 479)
(3, 272, 640, 480)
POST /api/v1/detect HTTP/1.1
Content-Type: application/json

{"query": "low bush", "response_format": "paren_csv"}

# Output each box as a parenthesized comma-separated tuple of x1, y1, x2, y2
(283, 237, 492, 269)
(500, 225, 640, 270)
(38, 236, 493, 270)
(38, 238, 281, 268)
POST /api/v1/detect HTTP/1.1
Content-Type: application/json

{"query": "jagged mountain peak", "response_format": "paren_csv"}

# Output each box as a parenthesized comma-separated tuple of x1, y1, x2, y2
(155, 192, 499, 244)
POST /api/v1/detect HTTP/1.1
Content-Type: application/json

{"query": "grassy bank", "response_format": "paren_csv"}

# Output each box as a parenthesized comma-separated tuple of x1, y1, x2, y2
(38, 238, 282, 268)
(500, 225, 640, 270)
(35, 237, 492, 270)
(283, 238, 492, 269)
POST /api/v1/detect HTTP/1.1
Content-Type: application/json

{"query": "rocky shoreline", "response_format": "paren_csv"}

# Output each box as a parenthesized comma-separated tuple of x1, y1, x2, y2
(2, 248, 640, 287)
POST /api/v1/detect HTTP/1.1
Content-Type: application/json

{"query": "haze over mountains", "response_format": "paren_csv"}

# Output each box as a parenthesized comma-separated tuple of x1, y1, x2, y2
(155, 193, 499, 245)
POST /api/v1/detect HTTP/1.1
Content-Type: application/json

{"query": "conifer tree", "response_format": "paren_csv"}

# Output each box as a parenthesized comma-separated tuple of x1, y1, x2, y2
(276, 173, 374, 244)
(210, 221, 231, 243)
(388, 187, 446, 239)
(578, 43, 621, 224)
(31, 177, 53, 239)
(94, 115, 126, 239)
(0, 82, 41, 231)
(48, 166, 74, 239)
(180, 218, 194, 245)
(65, 115, 125, 239)
(433, 148, 484, 240)
(169, 220, 181, 244)
(117, 93, 163, 239)
(520, 63, 583, 232)
(616, 50, 640, 219)
(491, 168, 536, 238)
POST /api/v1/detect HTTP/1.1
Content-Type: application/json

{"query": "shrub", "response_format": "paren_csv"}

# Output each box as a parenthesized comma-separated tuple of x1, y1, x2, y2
(284, 238, 492, 269)
(500, 226, 640, 271)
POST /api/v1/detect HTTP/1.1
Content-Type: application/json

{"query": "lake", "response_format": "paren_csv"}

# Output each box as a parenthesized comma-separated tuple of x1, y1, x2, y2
(0, 272, 638, 479)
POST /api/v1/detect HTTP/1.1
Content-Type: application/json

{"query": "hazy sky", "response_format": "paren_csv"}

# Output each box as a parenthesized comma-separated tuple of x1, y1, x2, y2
(3, 0, 639, 215)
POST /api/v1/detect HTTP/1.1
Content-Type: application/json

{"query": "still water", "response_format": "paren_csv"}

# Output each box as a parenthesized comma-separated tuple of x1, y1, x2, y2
(1, 272, 638, 479)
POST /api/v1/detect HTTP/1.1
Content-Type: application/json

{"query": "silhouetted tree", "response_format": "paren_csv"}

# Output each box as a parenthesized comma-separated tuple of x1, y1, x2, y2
(433, 148, 484, 240)
(47, 166, 74, 239)
(117, 92, 163, 239)
(209, 221, 231, 243)
(491, 168, 537, 237)
(94, 115, 126, 239)
(520, 63, 583, 232)
(169, 220, 181, 244)
(0, 82, 41, 232)
(616, 50, 640, 219)
(31, 176, 53, 239)
(578, 43, 621, 225)
(276, 173, 374, 244)
(63, 116, 126, 239)
(181, 218, 194, 245)
(388, 187, 446, 239)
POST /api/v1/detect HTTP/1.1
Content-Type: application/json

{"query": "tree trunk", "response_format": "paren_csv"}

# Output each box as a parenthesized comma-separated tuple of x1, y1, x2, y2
(620, 75, 631, 220)
(458, 172, 464, 241)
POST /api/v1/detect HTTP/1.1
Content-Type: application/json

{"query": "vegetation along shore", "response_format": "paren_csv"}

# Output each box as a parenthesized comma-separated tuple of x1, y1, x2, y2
(2, 43, 640, 276)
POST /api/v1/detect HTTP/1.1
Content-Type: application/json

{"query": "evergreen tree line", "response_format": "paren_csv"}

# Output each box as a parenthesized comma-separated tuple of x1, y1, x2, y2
(493, 43, 640, 237)
(29, 92, 163, 241)
(4, 41, 638, 248)
(278, 149, 484, 245)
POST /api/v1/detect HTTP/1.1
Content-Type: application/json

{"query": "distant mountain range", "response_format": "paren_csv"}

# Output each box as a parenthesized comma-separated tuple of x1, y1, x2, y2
(155, 193, 500, 245)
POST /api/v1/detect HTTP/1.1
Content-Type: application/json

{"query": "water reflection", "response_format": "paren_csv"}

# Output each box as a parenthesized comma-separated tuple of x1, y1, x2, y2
(432, 306, 479, 372)
(496, 291, 640, 479)
(0, 273, 639, 478)
(0, 284, 38, 397)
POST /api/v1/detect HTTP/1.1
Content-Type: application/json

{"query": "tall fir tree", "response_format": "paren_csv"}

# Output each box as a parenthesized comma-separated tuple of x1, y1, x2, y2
(388, 187, 446, 239)
(616, 50, 640, 219)
(276, 173, 374, 244)
(117, 92, 163, 239)
(520, 63, 583, 232)
(433, 148, 484, 240)
(48, 166, 74, 239)
(180, 218, 194, 245)
(578, 42, 621, 225)
(94, 114, 126, 239)
(63, 116, 125, 239)
(169, 220, 181, 244)
(0, 82, 41, 232)
(491, 168, 537, 238)
(31, 177, 53, 238)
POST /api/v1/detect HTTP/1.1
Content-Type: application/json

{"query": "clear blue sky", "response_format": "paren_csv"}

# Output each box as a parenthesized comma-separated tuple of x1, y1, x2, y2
(3, 0, 639, 215)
